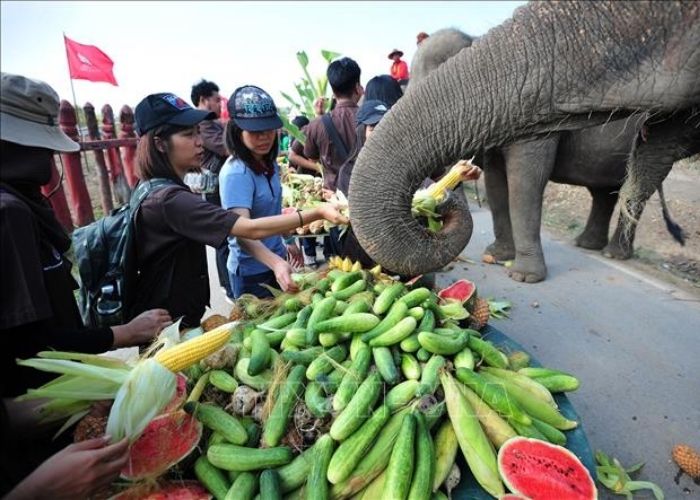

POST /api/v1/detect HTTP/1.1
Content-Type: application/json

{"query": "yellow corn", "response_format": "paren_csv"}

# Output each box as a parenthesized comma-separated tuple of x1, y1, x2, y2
(427, 160, 471, 202)
(154, 323, 233, 373)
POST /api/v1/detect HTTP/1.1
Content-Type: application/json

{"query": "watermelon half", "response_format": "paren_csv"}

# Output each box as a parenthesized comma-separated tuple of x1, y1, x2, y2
(121, 410, 203, 481)
(438, 278, 477, 304)
(111, 480, 210, 499)
(498, 437, 597, 500)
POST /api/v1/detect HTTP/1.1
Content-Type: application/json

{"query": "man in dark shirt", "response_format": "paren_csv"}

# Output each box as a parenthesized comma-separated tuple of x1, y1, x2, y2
(191, 79, 233, 298)
(303, 57, 363, 260)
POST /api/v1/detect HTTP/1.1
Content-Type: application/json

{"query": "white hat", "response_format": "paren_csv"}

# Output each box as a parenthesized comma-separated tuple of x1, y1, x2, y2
(0, 72, 80, 152)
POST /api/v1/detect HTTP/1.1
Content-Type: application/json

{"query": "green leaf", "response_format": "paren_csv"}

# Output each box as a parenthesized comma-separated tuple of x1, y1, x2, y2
(296, 51, 309, 69)
(279, 113, 306, 146)
(321, 49, 341, 63)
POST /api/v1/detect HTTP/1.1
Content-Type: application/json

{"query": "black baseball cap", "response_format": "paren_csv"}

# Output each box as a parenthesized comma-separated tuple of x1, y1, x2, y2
(134, 93, 215, 136)
(356, 99, 388, 126)
(228, 85, 283, 132)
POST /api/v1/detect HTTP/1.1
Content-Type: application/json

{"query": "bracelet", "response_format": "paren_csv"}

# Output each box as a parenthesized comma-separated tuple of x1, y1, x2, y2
(296, 208, 304, 227)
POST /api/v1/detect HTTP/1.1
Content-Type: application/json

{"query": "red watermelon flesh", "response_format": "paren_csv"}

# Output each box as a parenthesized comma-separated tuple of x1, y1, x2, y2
(498, 437, 597, 500)
(121, 410, 202, 481)
(111, 480, 210, 499)
(438, 278, 476, 303)
(162, 374, 188, 414)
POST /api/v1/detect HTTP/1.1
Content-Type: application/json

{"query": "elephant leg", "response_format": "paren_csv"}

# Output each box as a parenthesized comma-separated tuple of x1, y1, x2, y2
(605, 112, 700, 259)
(575, 187, 618, 250)
(483, 148, 516, 261)
(504, 136, 559, 283)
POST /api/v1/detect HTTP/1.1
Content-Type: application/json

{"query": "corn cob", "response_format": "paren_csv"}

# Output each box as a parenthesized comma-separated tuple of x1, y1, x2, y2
(155, 323, 233, 373)
(425, 160, 474, 202)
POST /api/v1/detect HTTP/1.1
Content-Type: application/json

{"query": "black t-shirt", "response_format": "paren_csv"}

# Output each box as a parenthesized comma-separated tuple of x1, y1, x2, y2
(129, 184, 238, 327)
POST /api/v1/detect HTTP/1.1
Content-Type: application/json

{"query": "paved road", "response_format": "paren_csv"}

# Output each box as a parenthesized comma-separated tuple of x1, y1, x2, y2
(207, 205, 700, 499)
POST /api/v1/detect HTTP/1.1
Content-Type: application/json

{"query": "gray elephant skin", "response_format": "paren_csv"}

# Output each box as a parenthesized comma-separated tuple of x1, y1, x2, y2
(410, 28, 644, 283)
(348, 1, 700, 278)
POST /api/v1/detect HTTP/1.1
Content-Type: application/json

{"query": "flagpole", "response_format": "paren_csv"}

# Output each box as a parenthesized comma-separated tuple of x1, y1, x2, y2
(63, 32, 91, 175)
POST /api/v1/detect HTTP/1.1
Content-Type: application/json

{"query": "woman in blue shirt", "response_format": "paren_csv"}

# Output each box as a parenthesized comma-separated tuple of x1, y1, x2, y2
(220, 85, 302, 298)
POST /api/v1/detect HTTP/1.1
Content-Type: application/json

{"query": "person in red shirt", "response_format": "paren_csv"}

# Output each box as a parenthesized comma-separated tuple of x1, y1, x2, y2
(388, 49, 409, 85)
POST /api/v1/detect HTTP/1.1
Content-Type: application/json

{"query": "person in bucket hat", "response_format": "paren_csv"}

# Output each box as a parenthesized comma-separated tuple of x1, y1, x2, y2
(1, 72, 174, 498)
(219, 85, 307, 299)
(127, 89, 346, 321)
(388, 48, 409, 84)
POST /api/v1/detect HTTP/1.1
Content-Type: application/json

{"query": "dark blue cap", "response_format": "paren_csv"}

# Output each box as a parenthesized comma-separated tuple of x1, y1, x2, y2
(356, 99, 388, 126)
(228, 85, 283, 132)
(134, 93, 215, 136)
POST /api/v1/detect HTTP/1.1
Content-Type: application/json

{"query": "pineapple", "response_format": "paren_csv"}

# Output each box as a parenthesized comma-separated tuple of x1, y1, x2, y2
(469, 297, 490, 330)
(673, 444, 700, 480)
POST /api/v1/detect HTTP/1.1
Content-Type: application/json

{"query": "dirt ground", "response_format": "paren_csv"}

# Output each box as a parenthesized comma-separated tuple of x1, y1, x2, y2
(466, 154, 700, 296)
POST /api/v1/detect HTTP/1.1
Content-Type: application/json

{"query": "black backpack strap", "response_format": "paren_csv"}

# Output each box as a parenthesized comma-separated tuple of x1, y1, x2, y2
(321, 113, 349, 165)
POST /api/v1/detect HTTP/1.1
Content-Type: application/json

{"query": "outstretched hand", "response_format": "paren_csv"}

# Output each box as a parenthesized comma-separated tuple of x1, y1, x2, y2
(7, 436, 130, 500)
(112, 309, 173, 348)
(460, 163, 482, 181)
(318, 203, 349, 226)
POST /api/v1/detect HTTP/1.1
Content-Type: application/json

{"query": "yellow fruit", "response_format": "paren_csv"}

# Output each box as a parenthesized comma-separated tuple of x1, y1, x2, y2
(342, 257, 353, 272)
(673, 444, 700, 479)
(469, 297, 490, 330)
(351, 260, 362, 272)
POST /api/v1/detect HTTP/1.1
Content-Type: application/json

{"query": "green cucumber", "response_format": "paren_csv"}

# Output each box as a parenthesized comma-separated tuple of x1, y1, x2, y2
(330, 371, 383, 441)
(397, 287, 432, 308)
(385, 380, 420, 411)
(333, 300, 349, 315)
(467, 336, 509, 369)
(240, 416, 261, 448)
(455, 368, 531, 425)
(249, 330, 272, 376)
(210, 370, 239, 393)
(331, 279, 367, 301)
(350, 334, 367, 360)
(235, 358, 273, 391)
(280, 346, 323, 366)
(208, 444, 293, 471)
(400, 353, 421, 380)
(369, 316, 417, 347)
(407, 306, 425, 321)
(313, 313, 381, 335)
(327, 405, 391, 484)
(277, 440, 318, 493)
(305, 381, 331, 418)
(333, 345, 372, 412)
(331, 271, 363, 293)
(258, 312, 298, 331)
(373, 282, 406, 315)
(195, 455, 230, 500)
(284, 297, 304, 312)
(372, 347, 400, 385)
(454, 347, 475, 370)
(416, 348, 431, 362)
(417, 308, 436, 333)
(399, 333, 421, 353)
(407, 412, 434, 500)
(417, 330, 469, 355)
(226, 471, 257, 500)
(184, 402, 247, 445)
(361, 301, 408, 343)
(292, 305, 313, 328)
(284, 328, 307, 348)
(260, 469, 281, 500)
(343, 299, 371, 315)
(306, 345, 348, 381)
(306, 434, 334, 500)
(417, 355, 446, 397)
(316, 360, 351, 395)
(263, 365, 306, 447)
(315, 277, 331, 293)
(383, 412, 416, 499)
(306, 297, 337, 345)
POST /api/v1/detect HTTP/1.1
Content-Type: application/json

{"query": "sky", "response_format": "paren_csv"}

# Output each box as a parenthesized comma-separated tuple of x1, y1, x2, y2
(1, 1, 526, 113)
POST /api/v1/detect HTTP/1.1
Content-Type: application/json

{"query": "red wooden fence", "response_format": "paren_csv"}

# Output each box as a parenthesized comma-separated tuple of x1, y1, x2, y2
(47, 100, 138, 232)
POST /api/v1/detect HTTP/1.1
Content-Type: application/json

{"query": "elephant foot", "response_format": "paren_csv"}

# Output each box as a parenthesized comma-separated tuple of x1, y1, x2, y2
(575, 232, 608, 250)
(506, 257, 547, 283)
(484, 242, 516, 262)
(602, 241, 633, 260)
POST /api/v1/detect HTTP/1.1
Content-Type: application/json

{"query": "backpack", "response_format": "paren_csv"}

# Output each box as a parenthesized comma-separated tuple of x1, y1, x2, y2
(72, 178, 176, 328)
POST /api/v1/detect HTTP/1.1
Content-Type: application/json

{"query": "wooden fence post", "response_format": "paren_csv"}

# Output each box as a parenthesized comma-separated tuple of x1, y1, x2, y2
(119, 105, 138, 188)
(41, 155, 74, 232)
(101, 104, 131, 205)
(59, 100, 94, 227)
(84, 102, 114, 215)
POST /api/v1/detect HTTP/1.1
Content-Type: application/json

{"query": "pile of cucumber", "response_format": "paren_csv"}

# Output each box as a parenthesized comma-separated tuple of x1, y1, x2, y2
(185, 267, 581, 500)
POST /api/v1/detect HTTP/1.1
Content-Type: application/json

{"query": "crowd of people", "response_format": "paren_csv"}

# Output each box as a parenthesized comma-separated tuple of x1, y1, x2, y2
(0, 29, 484, 497)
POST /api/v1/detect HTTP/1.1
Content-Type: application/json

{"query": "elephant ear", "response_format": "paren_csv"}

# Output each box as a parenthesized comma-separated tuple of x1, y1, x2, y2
(354, 187, 473, 277)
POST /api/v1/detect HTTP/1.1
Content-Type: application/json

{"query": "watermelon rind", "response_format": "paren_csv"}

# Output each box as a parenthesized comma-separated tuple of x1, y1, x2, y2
(438, 278, 477, 305)
(497, 437, 597, 500)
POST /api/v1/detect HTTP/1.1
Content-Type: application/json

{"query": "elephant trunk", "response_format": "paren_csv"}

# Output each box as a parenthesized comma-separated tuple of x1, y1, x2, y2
(350, 1, 700, 276)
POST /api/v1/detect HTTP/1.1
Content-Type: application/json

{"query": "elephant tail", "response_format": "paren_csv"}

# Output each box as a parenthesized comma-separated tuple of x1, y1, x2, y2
(658, 183, 686, 246)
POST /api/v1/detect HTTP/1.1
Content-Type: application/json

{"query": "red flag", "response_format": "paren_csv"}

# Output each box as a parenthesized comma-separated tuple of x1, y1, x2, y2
(64, 35, 118, 86)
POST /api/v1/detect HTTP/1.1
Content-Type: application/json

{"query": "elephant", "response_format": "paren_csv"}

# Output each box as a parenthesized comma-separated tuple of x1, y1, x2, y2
(349, 1, 700, 278)
(409, 28, 645, 283)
